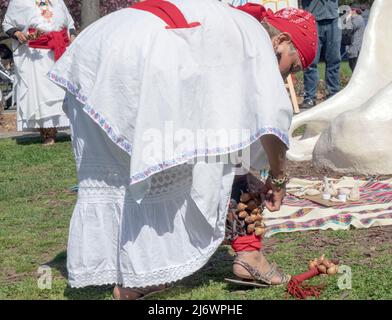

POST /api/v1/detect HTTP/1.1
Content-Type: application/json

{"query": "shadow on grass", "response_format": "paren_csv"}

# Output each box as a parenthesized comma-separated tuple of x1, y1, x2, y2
(46, 246, 248, 300)
(178, 246, 233, 284)
(14, 133, 71, 146)
(47, 251, 113, 300)
(150, 246, 251, 299)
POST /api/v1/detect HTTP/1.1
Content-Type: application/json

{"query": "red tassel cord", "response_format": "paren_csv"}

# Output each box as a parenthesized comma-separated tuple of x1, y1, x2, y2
(286, 267, 326, 300)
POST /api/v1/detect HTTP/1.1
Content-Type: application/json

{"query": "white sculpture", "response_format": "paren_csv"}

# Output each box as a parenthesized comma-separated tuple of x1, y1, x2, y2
(287, 0, 392, 167)
(313, 82, 392, 174)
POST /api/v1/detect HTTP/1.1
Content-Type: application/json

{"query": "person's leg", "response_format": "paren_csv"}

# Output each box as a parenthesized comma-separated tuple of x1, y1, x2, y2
(232, 251, 287, 285)
(227, 174, 289, 285)
(39, 127, 57, 145)
(303, 21, 323, 105)
(324, 18, 342, 98)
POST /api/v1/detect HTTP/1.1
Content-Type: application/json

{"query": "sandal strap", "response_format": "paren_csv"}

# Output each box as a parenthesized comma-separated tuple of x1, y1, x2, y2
(233, 259, 273, 285)
(233, 259, 290, 285)
(270, 262, 291, 284)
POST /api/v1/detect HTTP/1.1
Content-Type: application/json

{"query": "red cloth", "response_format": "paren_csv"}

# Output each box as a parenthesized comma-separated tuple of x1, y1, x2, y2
(28, 28, 70, 61)
(232, 234, 262, 252)
(236, 3, 318, 69)
(130, 0, 201, 29)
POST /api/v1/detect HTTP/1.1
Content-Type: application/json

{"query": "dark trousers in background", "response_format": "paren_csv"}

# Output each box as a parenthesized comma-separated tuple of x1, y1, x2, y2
(304, 18, 342, 102)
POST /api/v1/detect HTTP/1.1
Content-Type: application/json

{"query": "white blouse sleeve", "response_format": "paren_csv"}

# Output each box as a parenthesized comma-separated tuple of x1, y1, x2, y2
(2, 0, 20, 33)
(61, 0, 76, 31)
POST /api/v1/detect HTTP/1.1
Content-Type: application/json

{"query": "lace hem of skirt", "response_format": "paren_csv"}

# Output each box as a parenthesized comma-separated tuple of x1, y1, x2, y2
(68, 239, 222, 289)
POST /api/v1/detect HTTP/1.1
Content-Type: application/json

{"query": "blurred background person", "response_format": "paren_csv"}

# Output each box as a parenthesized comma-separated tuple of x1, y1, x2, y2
(2, 0, 76, 145)
(345, 3, 366, 72)
(301, 0, 341, 109)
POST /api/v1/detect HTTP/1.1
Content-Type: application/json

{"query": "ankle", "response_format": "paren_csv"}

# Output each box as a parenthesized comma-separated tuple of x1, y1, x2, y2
(236, 250, 260, 261)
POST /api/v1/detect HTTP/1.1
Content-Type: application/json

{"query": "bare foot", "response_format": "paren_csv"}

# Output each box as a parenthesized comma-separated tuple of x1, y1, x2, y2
(113, 284, 167, 300)
(113, 286, 143, 300)
(233, 251, 288, 285)
(42, 138, 56, 146)
(39, 128, 57, 146)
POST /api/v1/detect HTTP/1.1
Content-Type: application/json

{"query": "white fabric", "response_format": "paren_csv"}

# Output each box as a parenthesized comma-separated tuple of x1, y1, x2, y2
(65, 94, 235, 288)
(2, 0, 74, 131)
(49, 0, 292, 188)
(49, 0, 294, 288)
(17, 113, 70, 131)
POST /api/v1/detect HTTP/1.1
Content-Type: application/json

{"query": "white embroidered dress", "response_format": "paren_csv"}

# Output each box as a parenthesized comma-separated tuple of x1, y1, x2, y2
(2, 0, 74, 131)
(50, 0, 293, 288)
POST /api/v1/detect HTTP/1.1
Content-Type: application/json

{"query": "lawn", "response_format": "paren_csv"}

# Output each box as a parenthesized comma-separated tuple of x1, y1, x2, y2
(0, 136, 391, 300)
(294, 61, 353, 84)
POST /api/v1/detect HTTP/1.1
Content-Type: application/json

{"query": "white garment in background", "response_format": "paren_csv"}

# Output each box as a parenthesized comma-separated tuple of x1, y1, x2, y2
(50, 0, 293, 288)
(2, 0, 74, 131)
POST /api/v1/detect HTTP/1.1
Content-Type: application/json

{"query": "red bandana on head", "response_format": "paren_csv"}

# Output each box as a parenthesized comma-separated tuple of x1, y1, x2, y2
(236, 3, 318, 69)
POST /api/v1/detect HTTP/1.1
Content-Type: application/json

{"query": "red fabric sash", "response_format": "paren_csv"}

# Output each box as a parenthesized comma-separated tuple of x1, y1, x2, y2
(28, 28, 70, 61)
(231, 234, 262, 252)
(130, 0, 201, 29)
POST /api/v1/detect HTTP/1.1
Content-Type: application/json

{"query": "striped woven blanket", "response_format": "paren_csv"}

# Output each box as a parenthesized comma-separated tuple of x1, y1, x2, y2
(264, 179, 392, 237)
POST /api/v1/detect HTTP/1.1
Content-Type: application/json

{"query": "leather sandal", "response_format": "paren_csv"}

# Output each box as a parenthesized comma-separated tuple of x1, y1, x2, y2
(225, 258, 291, 288)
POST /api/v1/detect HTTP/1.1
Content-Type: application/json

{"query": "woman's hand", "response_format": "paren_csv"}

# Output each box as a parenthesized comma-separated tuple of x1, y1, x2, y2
(70, 35, 76, 43)
(234, 172, 286, 212)
(259, 134, 288, 212)
(14, 31, 28, 44)
(263, 182, 286, 212)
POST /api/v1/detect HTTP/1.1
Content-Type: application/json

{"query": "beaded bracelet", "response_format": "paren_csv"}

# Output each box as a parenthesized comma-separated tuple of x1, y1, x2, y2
(267, 171, 289, 190)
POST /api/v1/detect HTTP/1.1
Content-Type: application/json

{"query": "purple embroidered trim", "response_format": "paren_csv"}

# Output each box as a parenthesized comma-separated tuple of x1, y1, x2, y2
(48, 72, 133, 154)
(127, 127, 289, 184)
(48, 72, 290, 185)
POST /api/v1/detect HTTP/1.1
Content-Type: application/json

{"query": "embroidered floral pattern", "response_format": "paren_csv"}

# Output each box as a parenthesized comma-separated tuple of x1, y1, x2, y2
(35, 0, 54, 24)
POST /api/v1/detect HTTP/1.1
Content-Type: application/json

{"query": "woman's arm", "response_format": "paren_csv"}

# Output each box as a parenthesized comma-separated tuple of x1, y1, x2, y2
(2, 1, 28, 43)
(5, 27, 20, 39)
(260, 134, 288, 212)
(260, 135, 287, 179)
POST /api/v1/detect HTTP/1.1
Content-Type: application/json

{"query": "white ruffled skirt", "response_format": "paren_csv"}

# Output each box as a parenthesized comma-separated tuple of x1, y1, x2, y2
(13, 46, 70, 132)
(65, 94, 235, 288)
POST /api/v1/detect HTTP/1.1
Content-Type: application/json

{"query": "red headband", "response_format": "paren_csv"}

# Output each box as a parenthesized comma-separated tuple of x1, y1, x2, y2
(236, 3, 318, 69)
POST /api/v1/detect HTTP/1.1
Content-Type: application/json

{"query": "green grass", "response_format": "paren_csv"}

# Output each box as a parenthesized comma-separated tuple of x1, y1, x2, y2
(0, 136, 391, 300)
(295, 61, 353, 83)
